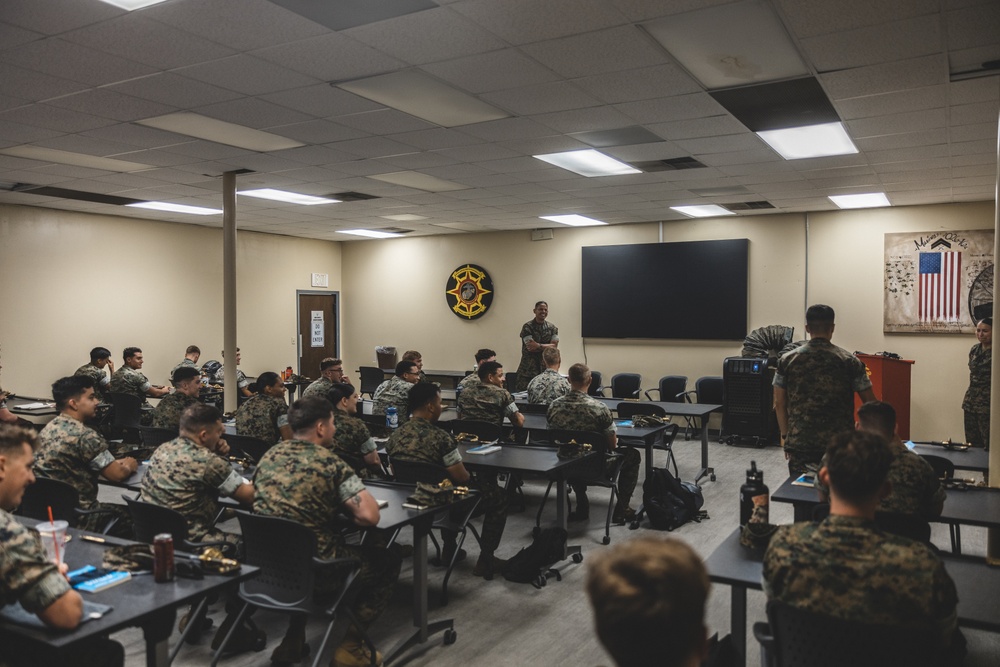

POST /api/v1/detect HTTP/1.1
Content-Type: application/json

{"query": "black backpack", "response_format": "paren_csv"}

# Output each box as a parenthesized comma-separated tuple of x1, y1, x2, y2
(639, 467, 708, 531)
(503, 527, 567, 584)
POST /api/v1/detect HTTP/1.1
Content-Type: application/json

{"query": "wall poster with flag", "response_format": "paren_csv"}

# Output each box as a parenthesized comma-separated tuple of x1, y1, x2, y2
(884, 229, 993, 334)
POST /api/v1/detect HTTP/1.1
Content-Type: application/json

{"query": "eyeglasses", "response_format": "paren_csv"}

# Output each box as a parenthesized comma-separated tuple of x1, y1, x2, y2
(404, 371, 420, 376)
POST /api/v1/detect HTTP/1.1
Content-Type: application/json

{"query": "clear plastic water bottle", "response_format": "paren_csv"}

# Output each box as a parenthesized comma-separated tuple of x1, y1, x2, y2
(386, 406, 398, 429)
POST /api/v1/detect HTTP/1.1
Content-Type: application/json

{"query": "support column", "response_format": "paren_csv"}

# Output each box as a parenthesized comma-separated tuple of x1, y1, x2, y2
(988, 105, 1000, 564)
(223, 171, 238, 415)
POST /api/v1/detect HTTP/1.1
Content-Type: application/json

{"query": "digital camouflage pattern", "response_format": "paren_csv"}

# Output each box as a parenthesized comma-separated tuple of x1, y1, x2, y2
(213, 365, 249, 390)
(962, 344, 990, 413)
(964, 411, 989, 449)
(774, 339, 871, 461)
(372, 377, 412, 423)
(141, 436, 244, 545)
(109, 365, 151, 403)
(527, 369, 570, 405)
(253, 439, 399, 628)
(150, 392, 198, 431)
(0, 510, 71, 614)
(332, 409, 379, 479)
(235, 393, 288, 444)
(763, 515, 959, 650)
(74, 363, 111, 401)
(881, 446, 946, 519)
(457, 372, 479, 391)
(457, 382, 518, 426)
(387, 418, 507, 553)
(515, 319, 559, 391)
(302, 377, 336, 402)
(169, 358, 197, 382)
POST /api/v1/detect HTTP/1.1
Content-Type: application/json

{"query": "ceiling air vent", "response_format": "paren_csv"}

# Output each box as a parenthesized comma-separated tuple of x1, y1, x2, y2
(632, 157, 707, 171)
(332, 191, 380, 202)
(724, 201, 775, 211)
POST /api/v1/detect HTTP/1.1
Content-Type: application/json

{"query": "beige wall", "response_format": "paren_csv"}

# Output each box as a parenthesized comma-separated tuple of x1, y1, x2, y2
(0, 204, 342, 397)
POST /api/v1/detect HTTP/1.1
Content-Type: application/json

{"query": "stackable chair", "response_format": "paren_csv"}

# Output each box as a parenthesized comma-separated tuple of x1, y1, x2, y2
(644, 375, 688, 403)
(223, 433, 273, 465)
(139, 426, 178, 449)
(18, 476, 121, 534)
(616, 403, 680, 477)
(358, 367, 383, 399)
(108, 392, 144, 445)
(682, 376, 724, 440)
(608, 373, 642, 400)
(587, 371, 606, 397)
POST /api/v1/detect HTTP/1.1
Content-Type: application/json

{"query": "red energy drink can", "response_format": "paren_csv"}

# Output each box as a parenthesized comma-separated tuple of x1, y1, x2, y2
(153, 533, 175, 583)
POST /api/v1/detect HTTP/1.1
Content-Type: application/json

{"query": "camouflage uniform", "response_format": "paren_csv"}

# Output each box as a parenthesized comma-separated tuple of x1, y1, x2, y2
(763, 515, 961, 654)
(881, 444, 946, 520)
(169, 358, 198, 382)
(457, 372, 479, 391)
(235, 393, 289, 445)
(109, 365, 152, 404)
(774, 339, 872, 475)
(35, 414, 132, 536)
(74, 363, 111, 401)
(213, 365, 250, 392)
(372, 377, 412, 423)
(141, 436, 245, 555)
(962, 343, 990, 447)
(333, 409, 381, 479)
(302, 377, 336, 402)
(253, 439, 400, 630)
(457, 382, 519, 426)
(527, 369, 570, 405)
(150, 392, 198, 431)
(515, 319, 559, 391)
(547, 391, 641, 515)
(387, 417, 507, 555)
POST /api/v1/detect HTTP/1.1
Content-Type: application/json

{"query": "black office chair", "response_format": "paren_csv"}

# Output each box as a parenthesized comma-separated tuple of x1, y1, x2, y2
(211, 511, 378, 667)
(109, 392, 144, 444)
(753, 600, 937, 667)
(504, 372, 518, 392)
(587, 371, 605, 397)
(920, 454, 959, 551)
(17, 476, 121, 534)
(358, 366, 383, 399)
(447, 419, 502, 443)
(359, 413, 393, 438)
(139, 426, 178, 449)
(608, 373, 642, 400)
(223, 433, 272, 465)
(616, 403, 680, 477)
(682, 376, 724, 440)
(644, 375, 688, 402)
(388, 458, 483, 605)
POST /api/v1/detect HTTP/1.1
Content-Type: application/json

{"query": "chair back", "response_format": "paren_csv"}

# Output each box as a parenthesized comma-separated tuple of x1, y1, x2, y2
(235, 511, 321, 608)
(517, 402, 549, 415)
(358, 367, 383, 398)
(123, 495, 190, 545)
(504, 372, 518, 392)
(874, 511, 932, 544)
(17, 476, 80, 522)
(447, 419, 502, 442)
(139, 426, 178, 449)
(359, 413, 392, 438)
(587, 370, 604, 397)
(225, 433, 273, 464)
(388, 456, 452, 485)
(764, 600, 936, 667)
(656, 375, 688, 402)
(616, 402, 667, 419)
(109, 392, 143, 429)
(609, 373, 642, 399)
(919, 454, 955, 480)
(695, 376, 724, 404)
(544, 428, 609, 478)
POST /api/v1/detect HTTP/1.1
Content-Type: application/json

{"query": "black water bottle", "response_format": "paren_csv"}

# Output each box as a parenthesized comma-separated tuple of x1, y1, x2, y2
(739, 461, 769, 527)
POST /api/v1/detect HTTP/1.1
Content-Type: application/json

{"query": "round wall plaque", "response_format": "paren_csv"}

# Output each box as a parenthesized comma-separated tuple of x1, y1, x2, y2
(445, 264, 494, 320)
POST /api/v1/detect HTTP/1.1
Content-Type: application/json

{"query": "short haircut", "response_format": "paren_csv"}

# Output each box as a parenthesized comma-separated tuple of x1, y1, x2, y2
(408, 382, 440, 415)
(824, 430, 892, 504)
(179, 403, 221, 433)
(587, 537, 708, 667)
(979, 317, 993, 327)
(475, 348, 496, 364)
(123, 346, 141, 361)
(477, 360, 503, 380)
(52, 375, 94, 411)
(805, 304, 835, 329)
(257, 371, 282, 390)
(534, 300, 547, 309)
(288, 395, 334, 433)
(221, 347, 241, 357)
(185, 345, 201, 355)
(0, 425, 38, 456)
(395, 360, 417, 377)
(89, 347, 111, 362)
(857, 400, 896, 439)
(327, 383, 356, 405)
(402, 350, 422, 362)
(568, 363, 590, 385)
(171, 366, 201, 386)
(542, 347, 561, 366)
(320, 357, 342, 371)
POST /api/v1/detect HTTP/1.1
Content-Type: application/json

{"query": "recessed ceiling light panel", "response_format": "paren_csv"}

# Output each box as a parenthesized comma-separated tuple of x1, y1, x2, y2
(380, 214, 428, 221)
(670, 205, 736, 218)
(238, 189, 340, 205)
(539, 214, 608, 227)
(533, 149, 641, 177)
(757, 122, 858, 160)
(369, 171, 468, 192)
(828, 193, 891, 209)
(98, 0, 170, 9)
(126, 201, 223, 215)
(338, 229, 402, 239)
(137, 112, 304, 152)
(0, 146, 153, 172)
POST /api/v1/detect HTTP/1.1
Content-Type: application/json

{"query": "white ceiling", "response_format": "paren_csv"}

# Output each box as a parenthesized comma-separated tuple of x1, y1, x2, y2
(0, 0, 997, 240)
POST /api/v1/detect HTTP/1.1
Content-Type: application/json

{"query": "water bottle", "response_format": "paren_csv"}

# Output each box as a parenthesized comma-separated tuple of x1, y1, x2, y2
(739, 460, 769, 527)
(386, 406, 398, 429)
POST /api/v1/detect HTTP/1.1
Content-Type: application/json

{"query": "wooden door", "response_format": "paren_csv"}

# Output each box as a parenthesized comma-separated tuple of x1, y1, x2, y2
(297, 292, 338, 380)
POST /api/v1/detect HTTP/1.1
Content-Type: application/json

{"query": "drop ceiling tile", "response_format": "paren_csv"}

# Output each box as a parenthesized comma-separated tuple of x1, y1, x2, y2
(950, 139, 997, 156)
(951, 101, 1000, 126)
(387, 128, 482, 151)
(262, 120, 367, 145)
(865, 144, 950, 164)
(3, 38, 156, 88)
(195, 98, 315, 130)
(160, 141, 255, 161)
(452, 0, 627, 45)
(873, 157, 951, 173)
(326, 160, 397, 176)
(946, 2, 1000, 49)
(433, 143, 523, 162)
(421, 49, 560, 94)
(950, 122, 997, 142)
(821, 54, 948, 100)
(520, 25, 669, 78)
(45, 89, 178, 122)
(776, 0, 938, 38)
(260, 84, 384, 119)
(326, 136, 419, 159)
(459, 117, 557, 142)
(0, 62, 89, 103)
(267, 144, 360, 167)
(32, 133, 138, 158)
(0, 21, 43, 52)
(0, 95, 29, 114)
(0, 104, 113, 133)
(375, 151, 461, 170)
(482, 82, 602, 116)
(846, 108, 947, 137)
(615, 93, 728, 124)
(252, 33, 405, 82)
(499, 134, 590, 155)
(853, 129, 948, 151)
(32, 164, 116, 179)
(696, 147, 785, 167)
(647, 115, 749, 141)
(80, 124, 193, 150)
(833, 85, 947, 120)
(570, 64, 702, 104)
(1, 0, 123, 35)
(530, 106, 638, 134)
(800, 14, 941, 72)
(175, 55, 320, 96)
(346, 7, 506, 64)
(333, 109, 436, 135)
(602, 141, 683, 161)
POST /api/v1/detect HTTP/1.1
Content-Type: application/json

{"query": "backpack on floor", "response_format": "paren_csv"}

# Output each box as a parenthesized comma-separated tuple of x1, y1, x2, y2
(503, 527, 567, 584)
(641, 467, 707, 531)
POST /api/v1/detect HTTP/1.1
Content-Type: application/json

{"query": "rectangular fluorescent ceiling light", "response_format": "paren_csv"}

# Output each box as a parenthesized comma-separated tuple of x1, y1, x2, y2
(380, 214, 428, 221)
(829, 193, 890, 209)
(238, 189, 340, 205)
(539, 214, 608, 227)
(97, 0, 170, 9)
(671, 205, 736, 218)
(337, 70, 508, 127)
(337, 229, 402, 239)
(369, 171, 468, 192)
(126, 201, 223, 215)
(0, 146, 153, 172)
(533, 149, 641, 177)
(136, 112, 304, 152)
(757, 122, 858, 160)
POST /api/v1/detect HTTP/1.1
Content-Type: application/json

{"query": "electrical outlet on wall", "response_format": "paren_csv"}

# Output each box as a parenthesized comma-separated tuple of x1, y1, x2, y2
(291, 337, 295, 345)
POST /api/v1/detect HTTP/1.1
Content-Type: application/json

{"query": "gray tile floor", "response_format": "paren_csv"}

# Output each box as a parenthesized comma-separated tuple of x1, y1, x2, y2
(98, 434, 1000, 666)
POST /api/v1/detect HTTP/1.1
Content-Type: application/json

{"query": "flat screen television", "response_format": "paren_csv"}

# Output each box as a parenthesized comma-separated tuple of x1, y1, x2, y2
(581, 239, 749, 340)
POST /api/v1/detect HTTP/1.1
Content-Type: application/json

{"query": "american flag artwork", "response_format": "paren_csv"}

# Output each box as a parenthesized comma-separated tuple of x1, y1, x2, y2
(918, 252, 961, 322)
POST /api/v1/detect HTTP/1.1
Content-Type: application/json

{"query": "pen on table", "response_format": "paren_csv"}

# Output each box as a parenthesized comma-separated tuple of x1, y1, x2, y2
(80, 535, 106, 544)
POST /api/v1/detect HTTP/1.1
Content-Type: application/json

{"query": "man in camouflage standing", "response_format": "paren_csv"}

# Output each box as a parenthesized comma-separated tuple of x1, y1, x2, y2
(515, 301, 559, 391)
(74, 347, 114, 402)
(773, 304, 875, 476)
(254, 396, 400, 667)
(547, 363, 640, 524)
(457, 361, 524, 428)
(372, 360, 419, 423)
(234, 372, 291, 445)
(527, 347, 570, 405)
(150, 366, 202, 431)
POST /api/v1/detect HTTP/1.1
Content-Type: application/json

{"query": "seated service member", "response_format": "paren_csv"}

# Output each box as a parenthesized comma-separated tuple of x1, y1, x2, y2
(458, 348, 496, 391)
(372, 360, 419, 423)
(213, 348, 252, 398)
(74, 346, 114, 401)
(328, 383, 383, 479)
(109, 346, 170, 410)
(527, 347, 570, 405)
(387, 382, 508, 579)
(547, 363, 640, 524)
(235, 371, 291, 445)
(35, 376, 137, 536)
(587, 537, 709, 667)
(763, 431, 964, 661)
(457, 360, 524, 428)
(169, 345, 201, 382)
(401, 349, 426, 382)
(0, 425, 125, 667)
(150, 366, 202, 431)
(302, 357, 347, 401)
(254, 396, 401, 667)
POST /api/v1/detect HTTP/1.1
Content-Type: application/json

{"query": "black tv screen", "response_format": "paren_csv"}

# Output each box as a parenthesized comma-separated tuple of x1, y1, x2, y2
(581, 239, 749, 340)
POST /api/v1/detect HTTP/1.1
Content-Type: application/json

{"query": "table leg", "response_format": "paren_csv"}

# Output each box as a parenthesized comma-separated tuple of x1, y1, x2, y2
(694, 418, 716, 483)
(143, 607, 176, 667)
(556, 479, 567, 531)
(731, 585, 747, 667)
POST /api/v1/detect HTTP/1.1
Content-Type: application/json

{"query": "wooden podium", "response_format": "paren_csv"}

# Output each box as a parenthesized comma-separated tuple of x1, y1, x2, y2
(854, 354, 915, 439)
